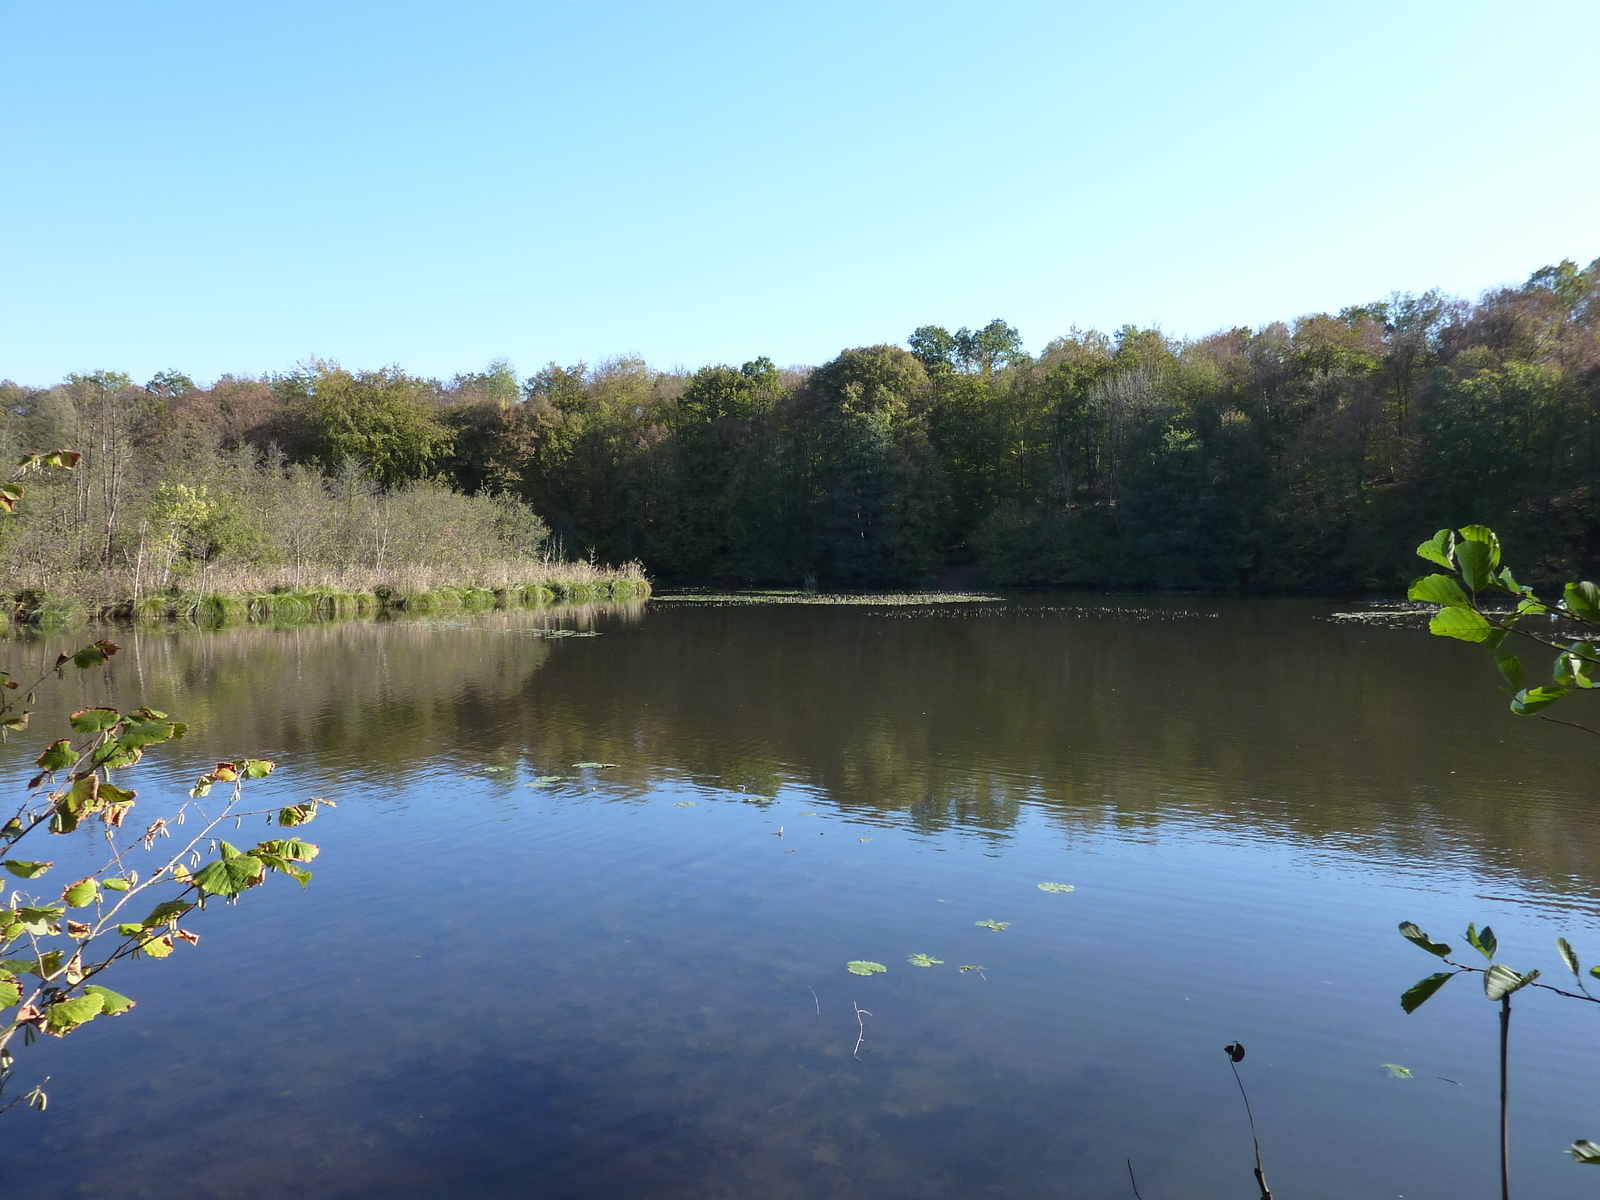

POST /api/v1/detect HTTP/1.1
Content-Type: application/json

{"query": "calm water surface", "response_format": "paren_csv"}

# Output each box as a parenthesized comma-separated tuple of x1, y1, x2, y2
(10, 596, 1600, 1199)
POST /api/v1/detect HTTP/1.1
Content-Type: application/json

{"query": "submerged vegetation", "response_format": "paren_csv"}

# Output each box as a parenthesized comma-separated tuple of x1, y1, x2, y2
(5, 254, 1598, 599)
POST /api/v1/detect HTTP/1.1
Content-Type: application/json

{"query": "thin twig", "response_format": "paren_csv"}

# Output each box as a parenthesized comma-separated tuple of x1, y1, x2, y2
(807, 986, 819, 1017)
(852, 1002, 872, 1061)
(1227, 1048, 1272, 1200)
(1126, 1158, 1145, 1200)
(1535, 713, 1600, 737)
(1499, 996, 1511, 1200)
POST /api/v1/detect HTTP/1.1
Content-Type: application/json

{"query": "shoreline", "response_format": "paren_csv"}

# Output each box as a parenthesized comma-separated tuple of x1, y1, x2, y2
(2, 569, 649, 627)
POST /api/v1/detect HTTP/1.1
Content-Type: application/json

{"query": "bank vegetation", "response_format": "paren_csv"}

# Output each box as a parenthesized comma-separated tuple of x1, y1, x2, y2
(4, 254, 1596, 602)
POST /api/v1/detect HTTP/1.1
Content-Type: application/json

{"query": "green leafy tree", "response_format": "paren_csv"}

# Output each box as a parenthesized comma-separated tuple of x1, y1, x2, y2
(808, 346, 943, 584)
(276, 360, 453, 485)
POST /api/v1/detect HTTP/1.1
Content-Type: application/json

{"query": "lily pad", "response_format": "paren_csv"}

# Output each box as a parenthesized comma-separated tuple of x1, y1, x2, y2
(1383, 1063, 1413, 1079)
(1037, 882, 1075, 893)
(673, 801, 696, 807)
(907, 954, 943, 967)
(846, 960, 887, 976)
(800, 812, 820, 816)
(572, 762, 617, 769)
(975, 920, 1010, 932)
(525, 776, 566, 788)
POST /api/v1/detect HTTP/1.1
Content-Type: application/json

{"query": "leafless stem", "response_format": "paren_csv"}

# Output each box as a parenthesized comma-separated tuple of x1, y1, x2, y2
(1535, 713, 1600, 737)
(852, 1002, 872, 1061)
(1227, 1049, 1272, 1200)
(1126, 1158, 1145, 1200)
(807, 986, 819, 1017)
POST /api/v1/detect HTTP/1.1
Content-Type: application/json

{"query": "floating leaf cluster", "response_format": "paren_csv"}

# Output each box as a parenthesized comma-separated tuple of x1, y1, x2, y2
(655, 592, 1000, 607)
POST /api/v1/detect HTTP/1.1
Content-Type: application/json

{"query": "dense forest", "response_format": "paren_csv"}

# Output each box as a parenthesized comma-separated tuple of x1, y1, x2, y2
(4, 256, 1597, 593)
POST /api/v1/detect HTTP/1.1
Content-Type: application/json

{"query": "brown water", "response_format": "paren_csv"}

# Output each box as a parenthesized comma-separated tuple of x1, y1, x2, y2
(7, 596, 1600, 1198)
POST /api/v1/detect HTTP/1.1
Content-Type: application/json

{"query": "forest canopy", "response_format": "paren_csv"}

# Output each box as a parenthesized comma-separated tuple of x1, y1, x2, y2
(4, 256, 1597, 592)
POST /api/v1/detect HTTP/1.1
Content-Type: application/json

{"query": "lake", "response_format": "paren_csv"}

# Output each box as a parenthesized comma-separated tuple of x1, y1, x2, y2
(8, 595, 1600, 1199)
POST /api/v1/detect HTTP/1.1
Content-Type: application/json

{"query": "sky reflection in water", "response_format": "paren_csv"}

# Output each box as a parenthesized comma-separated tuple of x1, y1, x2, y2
(9, 597, 1600, 1199)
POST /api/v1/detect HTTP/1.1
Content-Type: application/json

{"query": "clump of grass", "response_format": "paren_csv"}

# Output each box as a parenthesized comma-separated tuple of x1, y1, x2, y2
(0, 559, 648, 625)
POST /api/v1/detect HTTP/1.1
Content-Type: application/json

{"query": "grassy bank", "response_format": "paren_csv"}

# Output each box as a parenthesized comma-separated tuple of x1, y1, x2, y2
(1, 559, 649, 626)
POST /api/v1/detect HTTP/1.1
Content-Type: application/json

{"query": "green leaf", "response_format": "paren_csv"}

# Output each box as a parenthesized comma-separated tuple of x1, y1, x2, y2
(1555, 649, 1599, 689)
(116, 923, 144, 936)
(276, 801, 322, 827)
(1401, 971, 1455, 1013)
(1485, 964, 1537, 1001)
(102, 877, 129, 891)
(1565, 582, 1600, 623)
(45, 993, 106, 1036)
(1383, 1063, 1413, 1078)
(137, 934, 174, 958)
(16, 905, 63, 934)
(61, 877, 99, 908)
(1457, 525, 1501, 567)
(974, 920, 1010, 931)
(1037, 882, 1075, 893)
(80, 984, 134, 1016)
(1455, 540, 1494, 593)
(1429, 607, 1493, 642)
(1558, 937, 1581, 978)
(1408, 574, 1471, 608)
(1466, 923, 1497, 960)
(1512, 685, 1570, 715)
(34, 739, 73, 771)
(2, 860, 51, 879)
(117, 719, 180, 750)
(251, 838, 318, 863)
(1398, 922, 1452, 958)
(141, 900, 193, 927)
(191, 854, 265, 897)
(98, 782, 135, 805)
(846, 960, 887, 976)
(1415, 530, 1454, 568)
(239, 758, 275, 779)
(68, 707, 120, 733)
(1569, 1140, 1600, 1165)
(1494, 655, 1525, 692)
(0, 973, 19, 1008)
(907, 954, 943, 967)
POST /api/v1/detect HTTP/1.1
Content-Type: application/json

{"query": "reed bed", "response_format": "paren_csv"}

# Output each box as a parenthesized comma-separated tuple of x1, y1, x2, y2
(0, 559, 649, 626)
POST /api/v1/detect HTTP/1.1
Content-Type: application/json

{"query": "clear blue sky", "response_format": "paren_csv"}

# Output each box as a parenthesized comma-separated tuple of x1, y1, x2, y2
(3, 1, 1597, 386)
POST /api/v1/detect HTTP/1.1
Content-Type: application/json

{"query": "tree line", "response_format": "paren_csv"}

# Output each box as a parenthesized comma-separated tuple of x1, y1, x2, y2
(3, 255, 1597, 591)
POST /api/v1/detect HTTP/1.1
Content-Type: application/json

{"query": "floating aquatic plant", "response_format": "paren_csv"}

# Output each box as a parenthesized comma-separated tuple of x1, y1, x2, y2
(1037, 882, 1075, 893)
(846, 960, 887, 976)
(907, 954, 943, 967)
(975, 920, 1010, 931)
